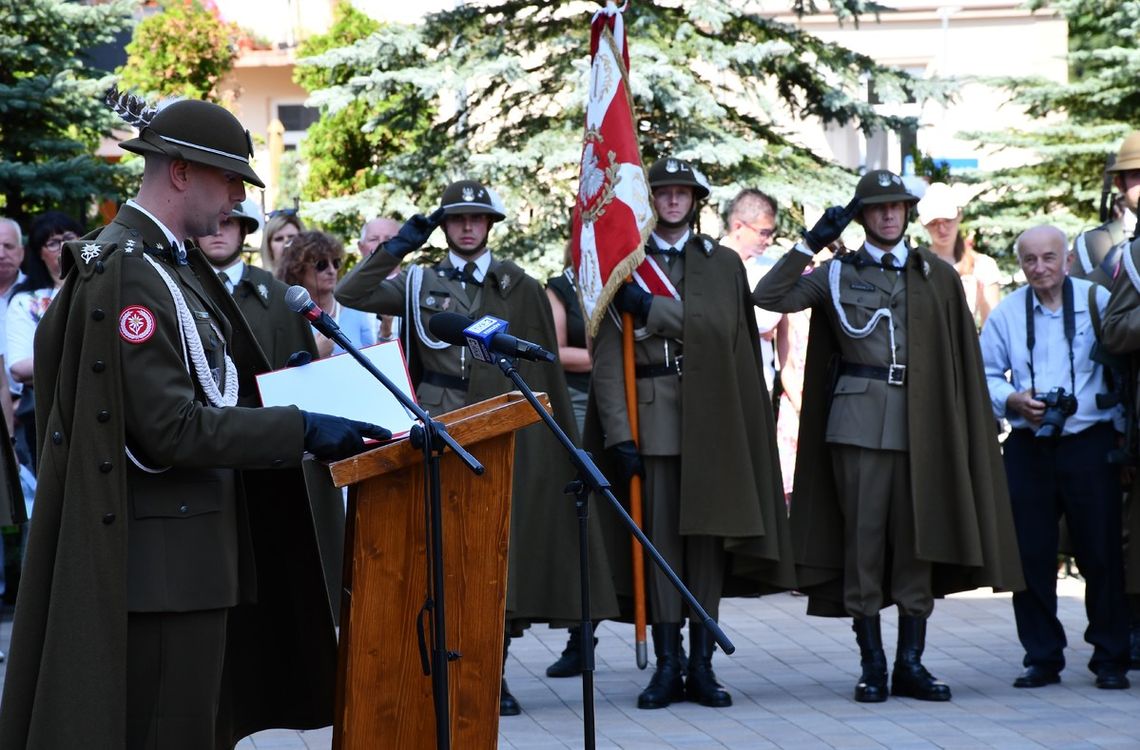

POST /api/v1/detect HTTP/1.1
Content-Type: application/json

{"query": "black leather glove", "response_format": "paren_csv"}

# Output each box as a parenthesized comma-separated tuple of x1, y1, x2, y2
(383, 208, 446, 258)
(301, 411, 392, 461)
(609, 440, 644, 484)
(285, 350, 313, 368)
(802, 197, 861, 252)
(613, 283, 652, 321)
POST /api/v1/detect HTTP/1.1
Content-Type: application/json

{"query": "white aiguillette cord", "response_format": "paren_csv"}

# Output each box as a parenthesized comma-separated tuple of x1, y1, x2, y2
(128, 254, 239, 474)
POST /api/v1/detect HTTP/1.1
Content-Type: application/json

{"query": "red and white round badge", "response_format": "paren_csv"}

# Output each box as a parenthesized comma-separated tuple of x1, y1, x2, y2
(119, 305, 156, 344)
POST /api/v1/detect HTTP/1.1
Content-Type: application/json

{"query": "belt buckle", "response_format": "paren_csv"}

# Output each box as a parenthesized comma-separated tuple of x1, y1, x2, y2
(888, 364, 906, 386)
(675, 355, 683, 378)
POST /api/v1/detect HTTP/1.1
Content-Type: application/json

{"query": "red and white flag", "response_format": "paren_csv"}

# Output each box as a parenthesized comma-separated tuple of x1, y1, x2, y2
(571, 1, 654, 337)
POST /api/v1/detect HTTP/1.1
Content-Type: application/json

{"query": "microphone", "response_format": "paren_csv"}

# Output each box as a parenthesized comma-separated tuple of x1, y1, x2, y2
(285, 285, 342, 340)
(428, 312, 556, 364)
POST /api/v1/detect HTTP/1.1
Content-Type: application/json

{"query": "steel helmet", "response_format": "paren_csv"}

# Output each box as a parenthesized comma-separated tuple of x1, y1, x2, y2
(1108, 132, 1140, 173)
(647, 157, 711, 200)
(438, 179, 507, 222)
(116, 96, 264, 189)
(854, 170, 919, 206)
(230, 198, 262, 235)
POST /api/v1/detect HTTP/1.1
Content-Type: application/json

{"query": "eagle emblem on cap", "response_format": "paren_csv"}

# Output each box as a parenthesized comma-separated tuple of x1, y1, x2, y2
(665, 159, 680, 173)
(877, 172, 892, 187)
(462, 186, 475, 202)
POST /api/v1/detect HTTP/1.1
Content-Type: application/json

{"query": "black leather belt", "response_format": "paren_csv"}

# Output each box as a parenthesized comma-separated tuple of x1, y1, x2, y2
(421, 370, 469, 392)
(635, 357, 682, 378)
(839, 361, 906, 386)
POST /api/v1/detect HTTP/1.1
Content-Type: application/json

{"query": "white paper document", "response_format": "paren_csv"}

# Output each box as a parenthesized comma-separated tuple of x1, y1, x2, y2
(256, 340, 418, 439)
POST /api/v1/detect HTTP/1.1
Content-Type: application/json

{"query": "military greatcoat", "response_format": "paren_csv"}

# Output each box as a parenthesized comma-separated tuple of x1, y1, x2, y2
(336, 246, 619, 624)
(585, 234, 797, 617)
(752, 243, 1024, 615)
(0, 204, 337, 748)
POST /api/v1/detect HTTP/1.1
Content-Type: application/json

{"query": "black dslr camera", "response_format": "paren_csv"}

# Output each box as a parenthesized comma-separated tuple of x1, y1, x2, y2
(1035, 387, 1078, 439)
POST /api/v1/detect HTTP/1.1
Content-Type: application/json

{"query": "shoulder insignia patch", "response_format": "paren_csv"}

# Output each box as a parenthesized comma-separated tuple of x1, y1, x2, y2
(119, 305, 156, 344)
(81, 243, 102, 264)
(124, 239, 136, 254)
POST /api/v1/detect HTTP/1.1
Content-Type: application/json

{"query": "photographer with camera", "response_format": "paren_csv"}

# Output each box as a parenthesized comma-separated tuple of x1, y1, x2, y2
(981, 224, 1130, 690)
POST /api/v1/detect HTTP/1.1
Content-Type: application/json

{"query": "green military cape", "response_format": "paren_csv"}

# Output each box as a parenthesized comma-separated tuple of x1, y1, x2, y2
(585, 237, 798, 611)
(400, 257, 620, 624)
(792, 245, 1024, 616)
(0, 211, 337, 748)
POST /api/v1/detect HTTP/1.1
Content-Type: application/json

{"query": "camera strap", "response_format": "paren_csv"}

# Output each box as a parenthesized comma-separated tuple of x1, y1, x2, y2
(1025, 275, 1076, 397)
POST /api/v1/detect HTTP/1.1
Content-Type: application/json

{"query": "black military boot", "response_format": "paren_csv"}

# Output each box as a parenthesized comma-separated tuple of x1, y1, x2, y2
(546, 626, 598, 678)
(501, 634, 521, 716)
(1129, 624, 1140, 670)
(891, 615, 951, 701)
(685, 622, 732, 707)
(637, 623, 685, 709)
(852, 616, 888, 703)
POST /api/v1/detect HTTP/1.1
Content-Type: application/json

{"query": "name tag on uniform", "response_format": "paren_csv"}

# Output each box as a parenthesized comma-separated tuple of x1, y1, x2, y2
(192, 310, 211, 320)
(849, 281, 876, 292)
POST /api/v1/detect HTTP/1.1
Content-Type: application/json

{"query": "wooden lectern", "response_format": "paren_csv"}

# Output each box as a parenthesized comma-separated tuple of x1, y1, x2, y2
(327, 392, 547, 749)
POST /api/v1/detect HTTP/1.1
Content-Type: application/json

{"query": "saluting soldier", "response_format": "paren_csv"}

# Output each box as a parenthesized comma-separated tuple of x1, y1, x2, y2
(752, 169, 1022, 704)
(588, 156, 796, 711)
(0, 91, 388, 749)
(335, 179, 620, 716)
(1072, 134, 1140, 287)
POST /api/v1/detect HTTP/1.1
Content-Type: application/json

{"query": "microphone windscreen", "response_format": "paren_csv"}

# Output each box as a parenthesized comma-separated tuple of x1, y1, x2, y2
(427, 312, 474, 347)
(284, 285, 313, 313)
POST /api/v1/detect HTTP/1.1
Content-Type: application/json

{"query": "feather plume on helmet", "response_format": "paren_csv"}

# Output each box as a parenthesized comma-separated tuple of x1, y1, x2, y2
(102, 85, 161, 130)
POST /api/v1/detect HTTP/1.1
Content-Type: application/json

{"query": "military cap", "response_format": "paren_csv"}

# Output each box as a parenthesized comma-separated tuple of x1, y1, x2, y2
(647, 157, 711, 200)
(230, 198, 262, 235)
(438, 179, 507, 222)
(854, 169, 918, 206)
(1108, 132, 1140, 173)
(119, 99, 264, 189)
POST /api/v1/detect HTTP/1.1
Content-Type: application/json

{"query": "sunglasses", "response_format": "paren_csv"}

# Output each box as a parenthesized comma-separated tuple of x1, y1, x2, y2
(313, 257, 342, 272)
(267, 208, 299, 219)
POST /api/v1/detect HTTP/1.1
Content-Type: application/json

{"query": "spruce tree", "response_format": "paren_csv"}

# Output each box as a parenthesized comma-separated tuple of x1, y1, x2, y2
(0, 0, 134, 228)
(962, 0, 1140, 256)
(298, 0, 938, 268)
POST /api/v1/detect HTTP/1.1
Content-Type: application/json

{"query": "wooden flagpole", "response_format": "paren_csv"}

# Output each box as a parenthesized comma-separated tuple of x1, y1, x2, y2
(621, 310, 649, 670)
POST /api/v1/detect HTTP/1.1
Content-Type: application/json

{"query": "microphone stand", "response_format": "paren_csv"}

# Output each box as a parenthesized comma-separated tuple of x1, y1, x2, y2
(309, 319, 480, 750)
(491, 354, 735, 750)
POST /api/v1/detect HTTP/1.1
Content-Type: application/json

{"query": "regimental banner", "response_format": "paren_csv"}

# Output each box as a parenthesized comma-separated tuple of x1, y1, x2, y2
(571, 1, 654, 337)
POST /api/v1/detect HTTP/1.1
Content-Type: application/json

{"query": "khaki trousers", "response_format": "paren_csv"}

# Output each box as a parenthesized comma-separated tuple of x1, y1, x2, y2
(830, 445, 932, 618)
(127, 608, 228, 750)
(644, 456, 726, 623)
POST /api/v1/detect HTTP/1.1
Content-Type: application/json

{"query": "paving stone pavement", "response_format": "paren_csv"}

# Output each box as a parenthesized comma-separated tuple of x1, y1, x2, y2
(3, 577, 1138, 749)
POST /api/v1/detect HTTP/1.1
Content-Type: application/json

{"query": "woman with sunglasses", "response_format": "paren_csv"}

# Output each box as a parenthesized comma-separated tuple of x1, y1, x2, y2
(260, 210, 304, 273)
(7, 211, 83, 472)
(275, 230, 375, 357)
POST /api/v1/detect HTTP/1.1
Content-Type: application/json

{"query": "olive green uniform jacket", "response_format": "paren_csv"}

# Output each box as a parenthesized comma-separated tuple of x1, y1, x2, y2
(585, 235, 798, 606)
(225, 262, 344, 624)
(336, 247, 619, 624)
(0, 205, 337, 748)
(1098, 238, 1140, 594)
(752, 244, 1024, 615)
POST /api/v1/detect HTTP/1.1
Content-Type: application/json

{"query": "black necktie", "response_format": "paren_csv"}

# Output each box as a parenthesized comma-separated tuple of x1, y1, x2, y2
(882, 252, 897, 269)
(217, 271, 232, 294)
(462, 261, 479, 302)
